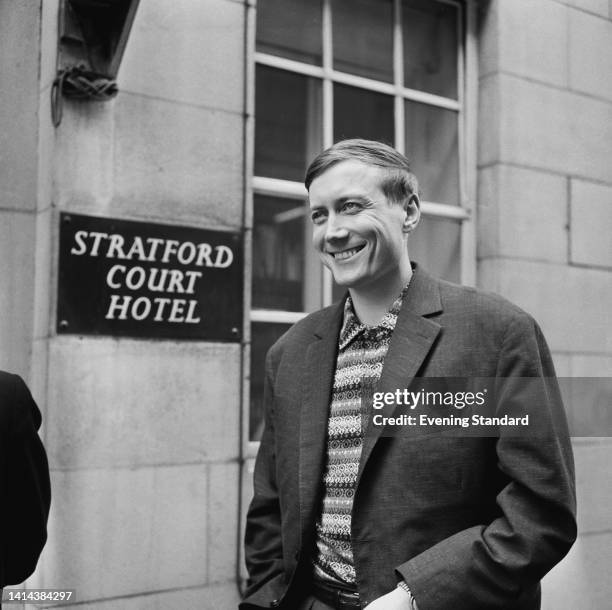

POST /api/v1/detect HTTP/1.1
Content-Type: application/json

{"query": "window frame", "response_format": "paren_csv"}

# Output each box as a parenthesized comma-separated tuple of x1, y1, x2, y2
(243, 0, 478, 457)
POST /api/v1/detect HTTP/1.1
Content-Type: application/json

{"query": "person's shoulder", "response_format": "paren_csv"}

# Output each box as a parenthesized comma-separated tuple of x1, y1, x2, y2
(0, 371, 21, 431)
(0, 370, 21, 401)
(0, 371, 41, 432)
(434, 276, 537, 329)
(269, 303, 340, 355)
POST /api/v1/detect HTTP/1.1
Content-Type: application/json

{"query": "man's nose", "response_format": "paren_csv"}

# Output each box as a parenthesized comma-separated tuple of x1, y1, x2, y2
(324, 215, 349, 241)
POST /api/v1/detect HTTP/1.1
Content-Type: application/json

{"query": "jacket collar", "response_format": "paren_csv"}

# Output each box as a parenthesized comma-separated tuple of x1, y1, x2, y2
(311, 263, 442, 340)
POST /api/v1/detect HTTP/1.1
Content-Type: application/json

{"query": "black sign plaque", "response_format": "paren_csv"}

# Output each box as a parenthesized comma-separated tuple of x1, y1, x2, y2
(57, 213, 243, 341)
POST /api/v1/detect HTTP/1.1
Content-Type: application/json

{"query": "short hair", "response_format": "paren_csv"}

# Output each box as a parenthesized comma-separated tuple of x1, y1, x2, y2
(304, 139, 419, 205)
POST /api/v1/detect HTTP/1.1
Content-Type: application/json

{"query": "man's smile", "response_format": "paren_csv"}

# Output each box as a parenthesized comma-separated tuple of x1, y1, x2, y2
(328, 244, 366, 260)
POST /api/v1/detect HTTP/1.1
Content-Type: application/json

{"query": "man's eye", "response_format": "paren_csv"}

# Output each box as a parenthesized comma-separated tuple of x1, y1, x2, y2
(311, 211, 325, 224)
(342, 201, 359, 212)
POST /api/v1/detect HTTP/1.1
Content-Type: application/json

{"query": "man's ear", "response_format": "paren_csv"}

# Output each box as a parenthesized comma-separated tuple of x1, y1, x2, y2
(403, 193, 420, 233)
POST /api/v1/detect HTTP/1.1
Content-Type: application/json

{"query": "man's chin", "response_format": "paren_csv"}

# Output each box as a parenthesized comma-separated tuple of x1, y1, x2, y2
(329, 269, 358, 288)
(331, 274, 368, 290)
(326, 263, 370, 289)
(332, 277, 352, 288)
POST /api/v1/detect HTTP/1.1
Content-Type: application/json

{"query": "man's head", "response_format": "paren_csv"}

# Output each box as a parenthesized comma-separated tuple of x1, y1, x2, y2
(305, 139, 419, 206)
(305, 139, 420, 292)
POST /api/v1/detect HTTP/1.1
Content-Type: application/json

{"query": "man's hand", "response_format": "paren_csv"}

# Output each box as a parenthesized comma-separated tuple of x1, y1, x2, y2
(364, 586, 413, 610)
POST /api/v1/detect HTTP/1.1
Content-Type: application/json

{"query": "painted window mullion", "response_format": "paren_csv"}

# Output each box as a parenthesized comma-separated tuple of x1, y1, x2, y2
(393, 0, 405, 153)
(321, 0, 334, 306)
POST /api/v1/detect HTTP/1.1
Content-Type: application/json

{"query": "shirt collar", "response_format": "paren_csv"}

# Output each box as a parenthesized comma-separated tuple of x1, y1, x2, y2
(338, 282, 411, 351)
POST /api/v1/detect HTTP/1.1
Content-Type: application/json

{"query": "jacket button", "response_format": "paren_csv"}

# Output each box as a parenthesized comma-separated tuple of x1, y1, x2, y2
(270, 600, 280, 608)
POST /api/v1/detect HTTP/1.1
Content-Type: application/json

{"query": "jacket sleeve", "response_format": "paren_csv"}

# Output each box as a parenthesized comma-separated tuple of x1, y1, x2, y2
(395, 314, 577, 609)
(1, 374, 51, 586)
(241, 349, 286, 609)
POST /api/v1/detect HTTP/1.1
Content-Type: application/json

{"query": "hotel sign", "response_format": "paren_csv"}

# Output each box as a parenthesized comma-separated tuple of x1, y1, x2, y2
(57, 213, 243, 341)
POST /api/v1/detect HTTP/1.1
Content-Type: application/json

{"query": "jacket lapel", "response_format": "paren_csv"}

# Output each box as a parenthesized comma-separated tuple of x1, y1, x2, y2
(356, 267, 443, 487)
(299, 300, 344, 539)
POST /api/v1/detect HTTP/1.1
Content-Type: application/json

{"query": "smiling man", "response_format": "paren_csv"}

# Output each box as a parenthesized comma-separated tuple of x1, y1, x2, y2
(241, 140, 576, 610)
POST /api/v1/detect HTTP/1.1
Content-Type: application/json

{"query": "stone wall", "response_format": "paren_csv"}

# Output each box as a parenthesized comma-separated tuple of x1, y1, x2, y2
(1, 1, 246, 607)
(477, 1, 612, 607)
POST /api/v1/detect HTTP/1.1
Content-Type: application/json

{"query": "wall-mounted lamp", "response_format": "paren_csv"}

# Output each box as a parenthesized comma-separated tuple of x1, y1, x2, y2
(52, 0, 140, 126)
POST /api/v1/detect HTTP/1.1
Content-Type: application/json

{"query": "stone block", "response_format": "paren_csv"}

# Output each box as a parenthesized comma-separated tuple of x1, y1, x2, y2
(0, 210, 36, 374)
(112, 93, 243, 229)
(46, 337, 240, 469)
(239, 457, 256, 582)
(569, 354, 612, 377)
(33, 207, 53, 341)
(30, 337, 50, 436)
(542, 532, 612, 609)
(476, 165, 498, 257)
(37, 82, 56, 211)
(478, 164, 567, 262)
(497, 0, 568, 88)
(561, 358, 612, 439)
(119, 0, 245, 114)
(569, 9, 612, 101)
(551, 353, 572, 377)
(478, 0, 498, 78)
(477, 75, 500, 166)
(478, 259, 612, 353)
(207, 462, 240, 583)
(39, 465, 208, 600)
(479, 73, 612, 184)
(53, 100, 116, 210)
(562, 0, 609, 18)
(570, 179, 612, 268)
(0, 2, 40, 210)
(40, 0, 59, 91)
(574, 442, 612, 533)
(562, 376, 612, 438)
(198, 581, 243, 609)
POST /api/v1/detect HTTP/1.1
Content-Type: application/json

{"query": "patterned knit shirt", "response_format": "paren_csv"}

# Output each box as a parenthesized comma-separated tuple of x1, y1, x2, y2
(313, 286, 408, 586)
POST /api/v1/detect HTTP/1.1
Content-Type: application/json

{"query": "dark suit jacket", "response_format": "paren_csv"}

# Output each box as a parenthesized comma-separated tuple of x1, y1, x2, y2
(0, 372, 51, 588)
(242, 265, 576, 610)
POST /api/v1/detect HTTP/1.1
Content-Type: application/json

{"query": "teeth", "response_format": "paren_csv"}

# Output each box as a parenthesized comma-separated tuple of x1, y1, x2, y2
(334, 247, 362, 260)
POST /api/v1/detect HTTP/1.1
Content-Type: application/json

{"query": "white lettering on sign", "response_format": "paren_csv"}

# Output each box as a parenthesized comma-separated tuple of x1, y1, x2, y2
(72, 229, 236, 327)
(105, 264, 203, 295)
(70, 231, 234, 269)
(214, 245, 233, 268)
(105, 295, 201, 324)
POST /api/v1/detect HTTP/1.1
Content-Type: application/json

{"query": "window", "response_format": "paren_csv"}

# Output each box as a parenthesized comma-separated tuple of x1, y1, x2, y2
(249, 0, 476, 443)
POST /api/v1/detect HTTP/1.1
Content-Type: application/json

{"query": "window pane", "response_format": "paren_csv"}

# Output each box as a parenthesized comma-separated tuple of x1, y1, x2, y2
(256, 0, 322, 65)
(332, 0, 394, 82)
(250, 322, 293, 441)
(404, 100, 459, 205)
(402, 0, 459, 99)
(255, 65, 322, 182)
(410, 216, 461, 283)
(253, 195, 311, 312)
(334, 84, 394, 143)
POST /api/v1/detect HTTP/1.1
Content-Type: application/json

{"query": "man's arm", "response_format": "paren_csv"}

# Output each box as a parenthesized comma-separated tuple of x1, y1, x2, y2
(394, 314, 577, 609)
(2, 374, 51, 586)
(241, 350, 286, 609)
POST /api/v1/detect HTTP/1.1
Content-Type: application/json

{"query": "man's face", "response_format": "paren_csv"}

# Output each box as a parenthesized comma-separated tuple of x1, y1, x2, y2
(308, 160, 412, 290)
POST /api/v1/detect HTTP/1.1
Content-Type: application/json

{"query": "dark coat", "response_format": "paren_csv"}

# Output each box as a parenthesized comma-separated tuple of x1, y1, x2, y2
(242, 265, 576, 610)
(0, 371, 51, 589)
